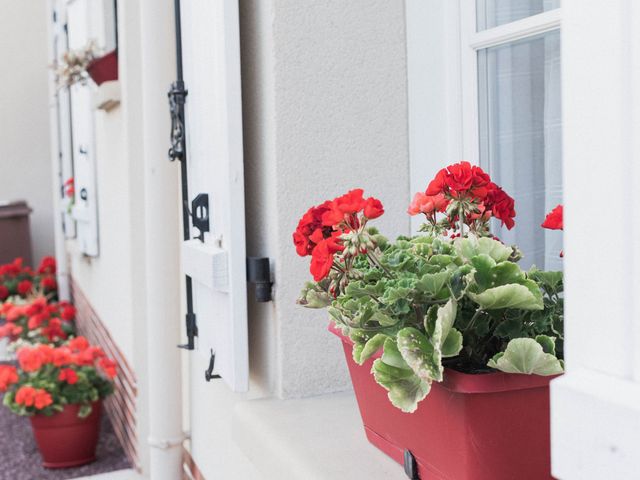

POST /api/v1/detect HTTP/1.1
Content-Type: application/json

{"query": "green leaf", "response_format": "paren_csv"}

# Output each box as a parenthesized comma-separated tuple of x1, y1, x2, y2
(380, 338, 409, 369)
(535, 334, 556, 355)
(441, 328, 463, 358)
(78, 404, 93, 418)
(471, 254, 497, 289)
(371, 359, 430, 413)
(415, 271, 451, 297)
(528, 267, 563, 291)
(371, 311, 397, 327)
(455, 236, 512, 263)
(356, 334, 388, 365)
(468, 282, 543, 310)
(397, 327, 442, 382)
(487, 338, 564, 375)
(352, 343, 364, 364)
(491, 262, 526, 286)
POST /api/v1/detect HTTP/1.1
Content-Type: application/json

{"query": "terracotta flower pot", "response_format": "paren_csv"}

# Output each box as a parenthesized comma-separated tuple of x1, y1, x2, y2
(330, 324, 558, 480)
(29, 401, 102, 468)
(87, 50, 118, 86)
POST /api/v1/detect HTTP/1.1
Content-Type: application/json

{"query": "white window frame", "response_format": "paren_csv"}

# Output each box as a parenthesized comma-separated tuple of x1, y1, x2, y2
(406, 1, 562, 232)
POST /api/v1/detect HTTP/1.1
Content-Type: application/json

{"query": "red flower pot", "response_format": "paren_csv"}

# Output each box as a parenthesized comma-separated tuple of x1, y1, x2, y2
(330, 324, 557, 480)
(87, 50, 118, 86)
(29, 401, 102, 468)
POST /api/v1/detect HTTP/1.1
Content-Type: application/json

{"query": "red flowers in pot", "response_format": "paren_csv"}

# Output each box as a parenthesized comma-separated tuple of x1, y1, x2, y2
(0, 296, 75, 346)
(0, 337, 117, 468)
(0, 256, 58, 302)
(293, 162, 564, 479)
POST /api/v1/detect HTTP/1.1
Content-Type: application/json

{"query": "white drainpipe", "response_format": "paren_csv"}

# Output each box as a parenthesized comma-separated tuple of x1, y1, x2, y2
(140, 1, 184, 478)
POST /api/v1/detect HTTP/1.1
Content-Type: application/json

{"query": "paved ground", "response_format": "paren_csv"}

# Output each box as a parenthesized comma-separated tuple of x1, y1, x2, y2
(0, 389, 131, 480)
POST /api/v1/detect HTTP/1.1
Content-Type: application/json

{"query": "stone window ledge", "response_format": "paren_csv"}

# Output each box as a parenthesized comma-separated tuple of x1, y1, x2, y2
(233, 391, 406, 479)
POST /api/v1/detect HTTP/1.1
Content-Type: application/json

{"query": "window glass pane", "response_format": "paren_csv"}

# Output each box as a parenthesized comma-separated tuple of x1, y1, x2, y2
(478, 30, 562, 271)
(476, 0, 560, 31)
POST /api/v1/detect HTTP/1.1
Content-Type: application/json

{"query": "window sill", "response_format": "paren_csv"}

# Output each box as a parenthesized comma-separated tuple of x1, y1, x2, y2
(232, 391, 406, 480)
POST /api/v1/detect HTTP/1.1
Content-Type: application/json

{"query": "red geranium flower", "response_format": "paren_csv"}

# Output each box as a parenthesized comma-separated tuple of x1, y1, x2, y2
(542, 204, 563, 230)
(40, 276, 57, 291)
(0, 285, 8, 301)
(15, 386, 53, 409)
(99, 358, 118, 379)
(60, 305, 76, 321)
(0, 365, 18, 392)
(58, 368, 78, 385)
(407, 192, 449, 216)
(292, 201, 334, 257)
(17, 280, 32, 296)
(485, 185, 516, 230)
(68, 336, 89, 352)
(363, 197, 384, 219)
(426, 162, 492, 200)
(37, 256, 57, 275)
(309, 232, 344, 281)
(17, 347, 47, 372)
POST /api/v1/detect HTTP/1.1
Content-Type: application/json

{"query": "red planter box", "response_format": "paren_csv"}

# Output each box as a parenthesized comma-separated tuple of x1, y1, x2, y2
(87, 50, 118, 86)
(330, 324, 557, 480)
(30, 401, 102, 468)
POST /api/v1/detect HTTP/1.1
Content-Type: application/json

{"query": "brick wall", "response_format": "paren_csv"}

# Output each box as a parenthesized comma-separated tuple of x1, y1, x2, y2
(71, 279, 139, 470)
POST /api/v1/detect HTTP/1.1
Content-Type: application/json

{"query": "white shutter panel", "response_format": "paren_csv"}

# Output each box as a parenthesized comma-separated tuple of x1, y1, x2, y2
(67, 0, 99, 256)
(53, 7, 76, 239)
(180, 0, 248, 392)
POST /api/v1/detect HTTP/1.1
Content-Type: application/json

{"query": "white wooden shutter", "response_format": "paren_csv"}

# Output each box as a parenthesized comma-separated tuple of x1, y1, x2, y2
(66, 0, 99, 256)
(53, 6, 76, 239)
(180, 0, 248, 392)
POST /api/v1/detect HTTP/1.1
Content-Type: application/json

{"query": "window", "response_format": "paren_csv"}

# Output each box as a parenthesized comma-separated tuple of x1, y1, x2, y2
(462, 2, 563, 271)
(406, 1, 563, 271)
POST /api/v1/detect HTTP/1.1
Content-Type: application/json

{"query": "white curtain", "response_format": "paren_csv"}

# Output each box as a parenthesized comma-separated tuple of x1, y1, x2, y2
(478, 29, 563, 271)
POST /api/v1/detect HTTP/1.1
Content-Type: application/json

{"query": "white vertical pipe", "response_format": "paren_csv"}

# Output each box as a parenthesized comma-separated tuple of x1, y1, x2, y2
(139, 1, 183, 478)
(45, 0, 71, 301)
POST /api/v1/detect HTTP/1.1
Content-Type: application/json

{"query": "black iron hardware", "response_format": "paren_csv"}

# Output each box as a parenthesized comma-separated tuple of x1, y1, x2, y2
(168, 80, 187, 162)
(403, 450, 419, 480)
(247, 257, 272, 302)
(79, 188, 88, 201)
(204, 350, 221, 381)
(171, 0, 198, 351)
(190, 193, 210, 242)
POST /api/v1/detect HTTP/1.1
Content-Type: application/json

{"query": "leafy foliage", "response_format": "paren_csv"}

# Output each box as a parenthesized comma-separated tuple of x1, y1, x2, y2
(301, 232, 564, 412)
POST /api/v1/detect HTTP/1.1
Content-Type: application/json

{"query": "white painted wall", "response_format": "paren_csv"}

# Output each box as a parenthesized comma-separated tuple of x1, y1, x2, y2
(0, 0, 54, 264)
(63, 0, 151, 473)
(264, 0, 411, 398)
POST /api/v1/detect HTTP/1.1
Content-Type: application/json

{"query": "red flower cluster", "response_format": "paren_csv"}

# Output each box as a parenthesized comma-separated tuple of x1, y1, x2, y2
(64, 178, 75, 198)
(0, 256, 58, 300)
(15, 386, 53, 410)
(293, 189, 384, 281)
(413, 161, 516, 230)
(0, 365, 18, 392)
(542, 204, 563, 230)
(0, 297, 75, 344)
(16, 337, 117, 380)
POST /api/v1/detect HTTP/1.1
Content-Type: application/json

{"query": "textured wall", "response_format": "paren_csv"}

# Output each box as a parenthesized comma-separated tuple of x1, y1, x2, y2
(243, 0, 411, 398)
(0, 1, 54, 264)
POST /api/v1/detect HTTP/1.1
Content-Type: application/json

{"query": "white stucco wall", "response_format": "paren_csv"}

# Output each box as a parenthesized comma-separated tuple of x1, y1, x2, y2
(0, 0, 55, 264)
(243, 0, 411, 398)
(64, 0, 151, 471)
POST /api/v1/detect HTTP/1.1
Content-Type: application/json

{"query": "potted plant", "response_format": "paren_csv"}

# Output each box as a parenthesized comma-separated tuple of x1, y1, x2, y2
(0, 297, 75, 347)
(0, 256, 58, 302)
(87, 50, 118, 86)
(0, 337, 117, 468)
(54, 40, 101, 89)
(293, 162, 564, 480)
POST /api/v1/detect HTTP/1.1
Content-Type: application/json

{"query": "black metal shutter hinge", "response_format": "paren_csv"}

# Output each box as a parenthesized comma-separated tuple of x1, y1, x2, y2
(247, 257, 273, 302)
